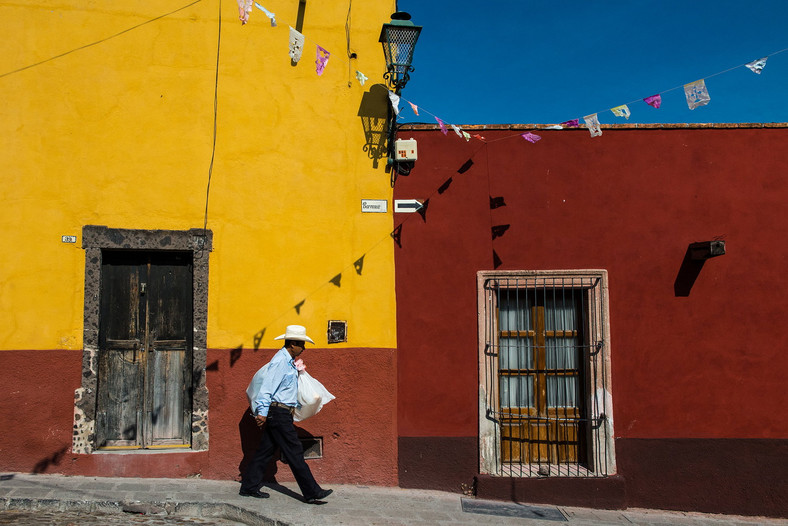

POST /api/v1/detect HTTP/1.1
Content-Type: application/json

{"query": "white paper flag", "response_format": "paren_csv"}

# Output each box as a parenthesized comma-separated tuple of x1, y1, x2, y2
(584, 114, 602, 137)
(745, 57, 767, 74)
(684, 79, 710, 110)
(611, 104, 631, 120)
(289, 27, 305, 63)
(254, 3, 276, 26)
(388, 91, 401, 115)
(355, 71, 368, 86)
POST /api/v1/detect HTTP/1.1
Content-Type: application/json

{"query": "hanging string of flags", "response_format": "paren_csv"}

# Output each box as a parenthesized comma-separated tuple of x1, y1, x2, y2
(236, 2, 785, 143)
(393, 54, 780, 144)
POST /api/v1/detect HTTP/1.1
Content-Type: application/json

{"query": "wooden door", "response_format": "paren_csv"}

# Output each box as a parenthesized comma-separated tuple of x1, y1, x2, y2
(96, 251, 193, 449)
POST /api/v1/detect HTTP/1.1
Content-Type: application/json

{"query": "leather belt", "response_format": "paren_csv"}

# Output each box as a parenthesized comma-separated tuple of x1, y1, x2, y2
(270, 401, 296, 414)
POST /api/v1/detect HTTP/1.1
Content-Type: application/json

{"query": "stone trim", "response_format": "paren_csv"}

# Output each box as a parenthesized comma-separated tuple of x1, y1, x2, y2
(73, 226, 212, 454)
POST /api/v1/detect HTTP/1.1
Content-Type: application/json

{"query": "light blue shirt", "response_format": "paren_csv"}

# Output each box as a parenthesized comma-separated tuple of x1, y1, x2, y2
(252, 347, 299, 417)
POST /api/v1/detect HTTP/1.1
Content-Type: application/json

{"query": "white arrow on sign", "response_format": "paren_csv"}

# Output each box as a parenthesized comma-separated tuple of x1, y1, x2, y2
(394, 199, 423, 213)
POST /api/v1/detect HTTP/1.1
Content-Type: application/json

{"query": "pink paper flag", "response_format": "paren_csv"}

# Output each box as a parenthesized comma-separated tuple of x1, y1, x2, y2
(435, 117, 448, 135)
(560, 119, 580, 128)
(408, 102, 419, 116)
(644, 94, 662, 108)
(521, 132, 541, 143)
(315, 45, 330, 76)
(237, 0, 252, 24)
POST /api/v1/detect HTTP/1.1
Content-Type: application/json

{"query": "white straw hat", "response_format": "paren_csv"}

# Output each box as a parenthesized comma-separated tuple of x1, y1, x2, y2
(274, 325, 314, 344)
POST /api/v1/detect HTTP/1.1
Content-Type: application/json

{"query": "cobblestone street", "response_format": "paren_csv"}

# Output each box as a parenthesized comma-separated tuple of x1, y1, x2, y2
(0, 509, 245, 526)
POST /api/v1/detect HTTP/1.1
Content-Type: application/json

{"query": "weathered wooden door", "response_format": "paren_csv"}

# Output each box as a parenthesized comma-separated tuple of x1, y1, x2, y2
(96, 251, 193, 449)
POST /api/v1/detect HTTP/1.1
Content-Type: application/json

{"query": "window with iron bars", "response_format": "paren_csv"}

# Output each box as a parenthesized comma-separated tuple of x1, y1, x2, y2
(477, 270, 615, 477)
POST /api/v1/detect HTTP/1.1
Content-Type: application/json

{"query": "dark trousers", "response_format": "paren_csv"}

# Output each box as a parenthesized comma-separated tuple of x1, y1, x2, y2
(240, 406, 321, 499)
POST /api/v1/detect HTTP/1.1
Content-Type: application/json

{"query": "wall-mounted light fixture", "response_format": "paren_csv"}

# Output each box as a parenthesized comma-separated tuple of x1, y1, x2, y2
(379, 12, 421, 180)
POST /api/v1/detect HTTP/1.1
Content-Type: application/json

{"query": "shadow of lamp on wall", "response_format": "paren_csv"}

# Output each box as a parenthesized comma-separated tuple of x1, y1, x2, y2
(357, 84, 390, 169)
(674, 240, 726, 297)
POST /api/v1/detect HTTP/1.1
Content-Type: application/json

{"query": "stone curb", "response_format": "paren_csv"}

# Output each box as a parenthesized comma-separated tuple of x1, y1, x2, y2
(1, 497, 285, 526)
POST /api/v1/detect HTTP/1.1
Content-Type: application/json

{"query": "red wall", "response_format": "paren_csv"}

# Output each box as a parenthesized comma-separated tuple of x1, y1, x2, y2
(395, 125, 788, 439)
(393, 126, 788, 514)
(0, 347, 397, 485)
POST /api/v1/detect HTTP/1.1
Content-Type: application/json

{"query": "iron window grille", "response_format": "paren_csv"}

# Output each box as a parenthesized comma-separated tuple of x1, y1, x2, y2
(477, 270, 615, 478)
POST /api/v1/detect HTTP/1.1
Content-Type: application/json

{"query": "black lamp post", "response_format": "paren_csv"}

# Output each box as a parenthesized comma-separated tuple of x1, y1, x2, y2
(379, 12, 421, 178)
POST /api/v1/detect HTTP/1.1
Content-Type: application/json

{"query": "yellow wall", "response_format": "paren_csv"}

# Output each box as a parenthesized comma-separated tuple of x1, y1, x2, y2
(0, 0, 398, 351)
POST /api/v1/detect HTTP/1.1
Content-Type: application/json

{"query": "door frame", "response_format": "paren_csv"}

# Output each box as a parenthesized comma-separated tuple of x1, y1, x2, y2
(73, 226, 212, 454)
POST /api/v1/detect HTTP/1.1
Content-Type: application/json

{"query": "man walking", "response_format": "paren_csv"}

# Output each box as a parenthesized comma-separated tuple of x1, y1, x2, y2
(240, 325, 333, 504)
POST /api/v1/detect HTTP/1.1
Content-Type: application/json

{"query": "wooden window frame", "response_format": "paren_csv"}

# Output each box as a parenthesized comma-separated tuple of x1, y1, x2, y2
(477, 270, 616, 477)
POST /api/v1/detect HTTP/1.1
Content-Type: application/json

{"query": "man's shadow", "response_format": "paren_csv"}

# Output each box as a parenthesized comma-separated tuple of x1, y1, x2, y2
(237, 409, 318, 501)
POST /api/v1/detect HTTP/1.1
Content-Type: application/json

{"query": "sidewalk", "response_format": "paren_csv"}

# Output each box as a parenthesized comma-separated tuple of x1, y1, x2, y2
(0, 473, 784, 525)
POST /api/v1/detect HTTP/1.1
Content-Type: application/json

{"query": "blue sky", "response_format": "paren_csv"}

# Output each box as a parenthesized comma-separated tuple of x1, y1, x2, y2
(395, 0, 788, 125)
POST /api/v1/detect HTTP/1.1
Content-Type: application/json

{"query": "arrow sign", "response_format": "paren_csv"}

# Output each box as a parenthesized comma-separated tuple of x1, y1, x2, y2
(394, 199, 423, 213)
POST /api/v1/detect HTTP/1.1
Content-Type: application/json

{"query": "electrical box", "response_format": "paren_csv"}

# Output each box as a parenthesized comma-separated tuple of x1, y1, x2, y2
(394, 138, 418, 161)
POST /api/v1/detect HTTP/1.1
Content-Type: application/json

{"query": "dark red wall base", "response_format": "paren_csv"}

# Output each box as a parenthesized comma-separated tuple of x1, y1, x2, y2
(398, 436, 477, 492)
(617, 438, 787, 518)
(476, 474, 627, 510)
(399, 436, 787, 518)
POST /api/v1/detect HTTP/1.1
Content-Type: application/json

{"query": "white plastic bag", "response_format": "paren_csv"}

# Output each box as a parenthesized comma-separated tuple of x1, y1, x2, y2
(246, 362, 272, 414)
(294, 371, 335, 422)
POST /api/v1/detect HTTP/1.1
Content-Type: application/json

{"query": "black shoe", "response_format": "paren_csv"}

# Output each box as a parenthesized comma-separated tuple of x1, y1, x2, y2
(305, 488, 333, 504)
(239, 489, 270, 499)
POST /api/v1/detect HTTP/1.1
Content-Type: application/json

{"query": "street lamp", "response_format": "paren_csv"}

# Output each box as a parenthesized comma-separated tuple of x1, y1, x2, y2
(379, 12, 421, 180)
(379, 12, 422, 92)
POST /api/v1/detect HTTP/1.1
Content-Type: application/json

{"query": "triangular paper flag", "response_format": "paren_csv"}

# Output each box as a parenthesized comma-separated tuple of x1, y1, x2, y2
(417, 199, 429, 222)
(492, 250, 503, 269)
(408, 101, 419, 116)
(435, 117, 448, 135)
(315, 45, 330, 76)
(492, 224, 511, 240)
(437, 178, 453, 194)
(353, 255, 364, 275)
(684, 79, 710, 110)
(230, 345, 243, 366)
(745, 57, 767, 74)
(644, 94, 662, 108)
(254, 3, 276, 26)
(521, 132, 541, 143)
(238, 0, 252, 25)
(329, 273, 342, 287)
(355, 70, 368, 86)
(289, 27, 305, 63)
(611, 104, 631, 119)
(391, 225, 403, 248)
(461, 131, 471, 142)
(584, 114, 602, 137)
(253, 328, 266, 350)
(294, 299, 305, 315)
(388, 91, 401, 115)
(490, 196, 506, 209)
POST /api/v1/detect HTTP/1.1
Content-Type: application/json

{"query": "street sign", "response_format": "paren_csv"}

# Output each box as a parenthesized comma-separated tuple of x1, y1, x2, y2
(394, 199, 423, 213)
